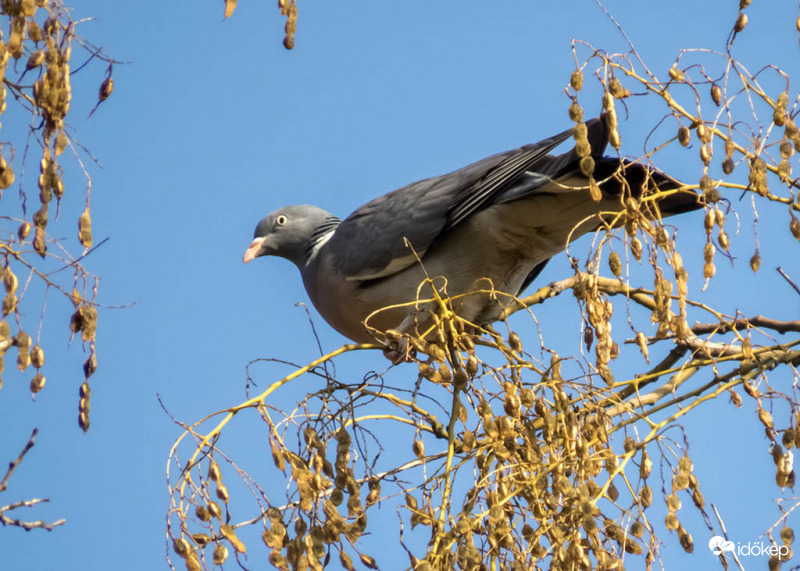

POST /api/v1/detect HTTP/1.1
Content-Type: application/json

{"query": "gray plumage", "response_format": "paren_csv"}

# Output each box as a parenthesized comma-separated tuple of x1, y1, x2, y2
(244, 117, 700, 343)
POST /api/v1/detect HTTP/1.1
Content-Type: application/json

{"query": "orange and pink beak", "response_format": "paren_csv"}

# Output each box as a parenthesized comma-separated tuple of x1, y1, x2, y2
(242, 237, 266, 264)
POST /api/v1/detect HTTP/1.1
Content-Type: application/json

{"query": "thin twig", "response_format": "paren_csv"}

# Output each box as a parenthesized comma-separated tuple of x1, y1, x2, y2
(777, 266, 800, 297)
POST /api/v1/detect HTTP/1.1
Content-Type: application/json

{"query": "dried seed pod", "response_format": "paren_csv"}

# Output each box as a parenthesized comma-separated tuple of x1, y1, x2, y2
(173, 537, 192, 558)
(216, 482, 230, 503)
(734, 12, 748, 32)
(412, 438, 424, 459)
(781, 527, 795, 545)
(55, 132, 68, 157)
(696, 123, 711, 143)
(780, 140, 795, 159)
(78, 207, 92, 248)
(207, 501, 223, 520)
(773, 444, 786, 466)
(580, 155, 595, 177)
(418, 363, 438, 382)
(665, 512, 680, 530)
(608, 251, 622, 277)
(786, 119, 799, 139)
(759, 408, 775, 430)
(635, 331, 649, 362)
(700, 175, 719, 203)
(508, 331, 522, 353)
(680, 529, 694, 553)
(779, 159, 792, 180)
(588, 176, 602, 201)
(722, 158, 735, 175)
(78, 410, 90, 432)
(639, 450, 652, 479)
(674, 472, 690, 490)
(743, 379, 761, 398)
(678, 126, 691, 147)
(465, 355, 479, 377)
(783, 429, 796, 449)
(700, 143, 713, 165)
(213, 544, 229, 565)
(569, 101, 584, 123)
(3, 267, 18, 293)
(774, 107, 787, 127)
(631, 521, 645, 538)
(639, 485, 653, 508)
(2, 293, 16, 316)
(195, 505, 211, 522)
(30, 345, 44, 368)
(710, 83, 722, 106)
(220, 524, 246, 553)
(185, 552, 201, 571)
(718, 230, 730, 251)
(16, 331, 31, 349)
(575, 138, 591, 159)
(25, 49, 44, 70)
(17, 347, 30, 372)
(427, 343, 445, 363)
(503, 391, 521, 418)
(17, 222, 30, 241)
(791, 217, 800, 241)
(30, 373, 45, 393)
(453, 369, 468, 390)
(79, 305, 98, 342)
(715, 206, 726, 228)
(608, 77, 630, 98)
(630, 237, 642, 261)
(28, 19, 42, 43)
(690, 485, 705, 509)
(0, 160, 14, 190)
(99, 77, 113, 102)
(570, 69, 584, 91)
(609, 129, 620, 150)
(724, 137, 735, 157)
(208, 460, 221, 483)
(655, 226, 670, 248)
(668, 65, 684, 82)
(69, 308, 83, 333)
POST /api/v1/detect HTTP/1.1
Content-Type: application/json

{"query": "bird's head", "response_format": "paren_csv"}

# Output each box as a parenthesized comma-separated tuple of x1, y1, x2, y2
(243, 205, 335, 267)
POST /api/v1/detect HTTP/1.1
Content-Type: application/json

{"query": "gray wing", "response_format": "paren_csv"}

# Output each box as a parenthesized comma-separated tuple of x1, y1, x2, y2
(327, 118, 609, 281)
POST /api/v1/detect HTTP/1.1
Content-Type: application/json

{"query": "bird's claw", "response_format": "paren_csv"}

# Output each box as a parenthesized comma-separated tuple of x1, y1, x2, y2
(381, 334, 416, 364)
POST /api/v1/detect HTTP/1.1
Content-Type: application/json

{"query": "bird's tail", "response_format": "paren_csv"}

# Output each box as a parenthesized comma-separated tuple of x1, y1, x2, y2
(568, 115, 702, 217)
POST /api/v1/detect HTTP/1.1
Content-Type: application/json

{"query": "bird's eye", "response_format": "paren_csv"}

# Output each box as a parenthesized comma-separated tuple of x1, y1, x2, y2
(276, 215, 288, 226)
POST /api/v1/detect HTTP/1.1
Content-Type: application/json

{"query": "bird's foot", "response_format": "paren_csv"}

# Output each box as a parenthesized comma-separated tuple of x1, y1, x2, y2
(381, 330, 416, 364)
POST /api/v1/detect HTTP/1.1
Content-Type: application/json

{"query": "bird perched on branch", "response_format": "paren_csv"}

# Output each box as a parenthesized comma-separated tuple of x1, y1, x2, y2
(244, 117, 700, 344)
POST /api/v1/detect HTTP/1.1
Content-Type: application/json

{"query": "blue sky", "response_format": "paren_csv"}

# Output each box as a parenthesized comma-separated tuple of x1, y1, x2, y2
(1, 1, 798, 569)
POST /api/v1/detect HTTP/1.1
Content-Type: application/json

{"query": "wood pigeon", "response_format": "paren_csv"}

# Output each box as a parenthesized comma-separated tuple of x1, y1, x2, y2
(244, 117, 700, 343)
